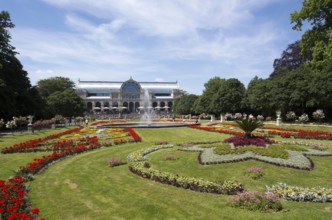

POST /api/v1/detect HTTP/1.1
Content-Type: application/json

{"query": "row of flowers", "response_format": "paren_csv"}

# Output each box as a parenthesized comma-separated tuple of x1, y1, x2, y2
(1, 127, 82, 154)
(1, 127, 142, 154)
(0, 138, 103, 219)
(1, 126, 143, 218)
(192, 122, 332, 141)
(268, 129, 332, 141)
(0, 176, 43, 220)
(189, 125, 268, 138)
(181, 143, 332, 170)
(129, 162, 244, 195)
(17, 141, 102, 178)
(266, 182, 332, 202)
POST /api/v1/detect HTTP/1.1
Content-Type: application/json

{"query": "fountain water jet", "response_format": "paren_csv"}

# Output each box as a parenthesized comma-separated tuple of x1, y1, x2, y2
(140, 89, 156, 125)
(97, 89, 198, 128)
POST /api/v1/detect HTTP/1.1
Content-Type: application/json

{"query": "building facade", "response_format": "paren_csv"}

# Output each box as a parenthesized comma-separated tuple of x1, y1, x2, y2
(75, 78, 183, 113)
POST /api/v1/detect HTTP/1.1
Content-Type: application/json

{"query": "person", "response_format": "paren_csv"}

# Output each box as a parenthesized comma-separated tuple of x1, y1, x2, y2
(85, 119, 88, 126)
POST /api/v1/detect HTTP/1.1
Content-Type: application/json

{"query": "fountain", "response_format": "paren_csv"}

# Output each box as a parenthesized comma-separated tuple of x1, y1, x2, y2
(140, 89, 156, 125)
(98, 89, 199, 128)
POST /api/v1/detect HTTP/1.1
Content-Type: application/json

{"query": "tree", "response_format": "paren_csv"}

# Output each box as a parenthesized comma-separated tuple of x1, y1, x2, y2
(291, 0, 332, 69)
(37, 77, 85, 118)
(269, 65, 317, 114)
(37, 77, 75, 98)
(193, 77, 225, 114)
(243, 76, 274, 116)
(0, 11, 16, 59)
(173, 94, 198, 115)
(0, 11, 42, 119)
(46, 90, 85, 117)
(270, 41, 306, 77)
(210, 78, 245, 115)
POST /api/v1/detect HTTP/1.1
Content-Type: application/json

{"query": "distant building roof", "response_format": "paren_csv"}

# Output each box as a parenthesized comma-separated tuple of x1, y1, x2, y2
(76, 79, 180, 90)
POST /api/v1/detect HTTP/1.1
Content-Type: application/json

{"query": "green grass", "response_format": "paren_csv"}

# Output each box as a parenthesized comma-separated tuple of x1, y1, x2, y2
(1, 126, 332, 219)
(0, 127, 77, 150)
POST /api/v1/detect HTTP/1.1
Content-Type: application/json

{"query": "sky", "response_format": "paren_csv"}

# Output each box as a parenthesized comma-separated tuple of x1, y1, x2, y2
(1, 0, 305, 95)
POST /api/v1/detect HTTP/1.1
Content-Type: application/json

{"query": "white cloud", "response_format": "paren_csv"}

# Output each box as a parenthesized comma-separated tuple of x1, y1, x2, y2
(9, 0, 298, 94)
(41, 0, 279, 37)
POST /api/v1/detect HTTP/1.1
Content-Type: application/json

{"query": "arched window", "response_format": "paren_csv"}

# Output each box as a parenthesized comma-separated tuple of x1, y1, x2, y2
(121, 78, 141, 100)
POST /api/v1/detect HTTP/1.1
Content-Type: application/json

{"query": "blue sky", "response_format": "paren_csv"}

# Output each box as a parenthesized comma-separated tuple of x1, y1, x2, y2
(1, 0, 304, 94)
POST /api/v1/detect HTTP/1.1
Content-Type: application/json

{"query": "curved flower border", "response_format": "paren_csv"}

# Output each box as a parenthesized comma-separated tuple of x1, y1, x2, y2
(127, 145, 244, 195)
(181, 145, 332, 170)
(266, 182, 332, 202)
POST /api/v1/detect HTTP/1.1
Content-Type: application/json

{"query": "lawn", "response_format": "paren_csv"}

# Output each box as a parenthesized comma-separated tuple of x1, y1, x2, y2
(1, 126, 332, 219)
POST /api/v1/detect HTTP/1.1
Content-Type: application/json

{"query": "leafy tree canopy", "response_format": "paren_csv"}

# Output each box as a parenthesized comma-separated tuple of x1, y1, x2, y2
(0, 11, 16, 59)
(291, 0, 332, 69)
(37, 76, 75, 97)
(270, 41, 306, 77)
(173, 94, 198, 115)
(193, 77, 225, 114)
(46, 90, 85, 117)
(211, 78, 245, 115)
(0, 11, 41, 119)
(243, 76, 274, 116)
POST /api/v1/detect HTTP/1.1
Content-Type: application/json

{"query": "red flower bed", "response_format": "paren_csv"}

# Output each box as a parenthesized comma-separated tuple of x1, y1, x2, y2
(223, 136, 274, 147)
(0, 176, 43, 220)
(280, 132, 292, 138)
(1, 127, 83, 154)
(296, 130, 332, 140)
(126, 128, 142, 142)
(17, 138, 101, 176)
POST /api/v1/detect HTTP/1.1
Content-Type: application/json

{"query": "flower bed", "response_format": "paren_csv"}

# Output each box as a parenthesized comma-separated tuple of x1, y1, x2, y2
(189, 125, 268, 137)
(223, 136, 274, 147)
(266, 183, 332, 202)
(0, 176, 43, 219)
(231, 191, 282, 212)
(1, 127, 141, 154)
(129, 162, 244, 195)
(182, 143, 332, 170)
(191, 123, 332, 141)
(1, 127, 83, 154)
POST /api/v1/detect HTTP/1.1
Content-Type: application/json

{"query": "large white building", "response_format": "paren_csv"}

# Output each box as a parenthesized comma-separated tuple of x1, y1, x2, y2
(75, 78, 183, 113)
